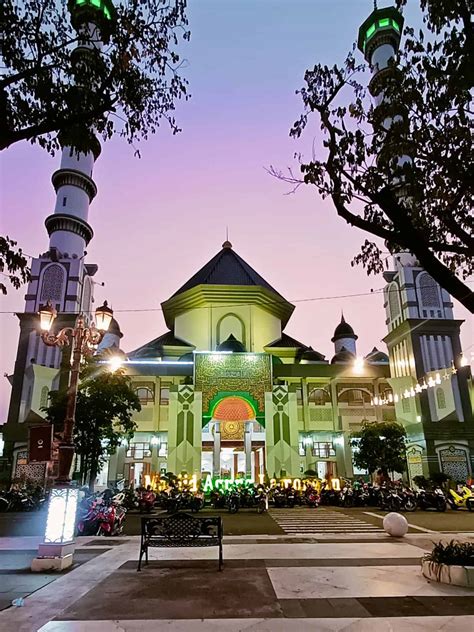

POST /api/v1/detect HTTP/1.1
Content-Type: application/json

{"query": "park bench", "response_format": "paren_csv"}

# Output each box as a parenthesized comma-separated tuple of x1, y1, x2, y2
(137, 512, 223, 571)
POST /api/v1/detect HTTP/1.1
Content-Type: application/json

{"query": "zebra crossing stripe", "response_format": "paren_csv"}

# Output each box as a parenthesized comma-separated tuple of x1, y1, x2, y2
(269, 509, 384, 533)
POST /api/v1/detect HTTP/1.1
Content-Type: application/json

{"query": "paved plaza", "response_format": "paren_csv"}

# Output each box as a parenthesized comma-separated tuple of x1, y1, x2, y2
(0, 507, 473, 632)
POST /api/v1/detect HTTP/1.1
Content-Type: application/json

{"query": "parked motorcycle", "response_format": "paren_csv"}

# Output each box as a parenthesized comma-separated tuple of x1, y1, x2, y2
(416, 487, 447, 512)
(77, 489, 127, 536)
(139, 487, 156, 513)
(447, 485, 473, 511)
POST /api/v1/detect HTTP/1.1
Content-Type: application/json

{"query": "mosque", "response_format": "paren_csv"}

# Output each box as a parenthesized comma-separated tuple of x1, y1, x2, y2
(1, 2, 473, 488)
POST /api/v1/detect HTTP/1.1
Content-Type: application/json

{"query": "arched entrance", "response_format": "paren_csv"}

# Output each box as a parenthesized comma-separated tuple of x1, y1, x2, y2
(206, 396, 264, 479)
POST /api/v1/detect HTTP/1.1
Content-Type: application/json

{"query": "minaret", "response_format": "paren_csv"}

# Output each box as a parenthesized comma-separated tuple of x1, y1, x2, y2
(45, 0, 114, 260)
(5, 1, 115, 457)
(358, 5, 473, 481)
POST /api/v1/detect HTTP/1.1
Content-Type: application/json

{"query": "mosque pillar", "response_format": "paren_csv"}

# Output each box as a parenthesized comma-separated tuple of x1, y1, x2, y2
(244, 422, 252, 478)
(213, 422, 221, 477)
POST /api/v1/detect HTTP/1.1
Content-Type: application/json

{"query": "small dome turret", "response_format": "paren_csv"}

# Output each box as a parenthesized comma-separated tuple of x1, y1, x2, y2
(331, 313, 358, 342)
(216, 334, 246, 353)
(331, 313, 358, 356)
(331, 346, 356, 365)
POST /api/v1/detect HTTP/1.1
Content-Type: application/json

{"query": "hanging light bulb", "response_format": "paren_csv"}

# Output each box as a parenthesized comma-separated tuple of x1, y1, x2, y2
(435, 373, 441, 385)
(421, 379, 428, 390)
(404, 389, 410, 399)
(460, 354, 468, 368)
(415, 383, 422, 393)
(394, 394, 399, 403)
(427, 377, 435, 388)
(410, 387, 416, 397)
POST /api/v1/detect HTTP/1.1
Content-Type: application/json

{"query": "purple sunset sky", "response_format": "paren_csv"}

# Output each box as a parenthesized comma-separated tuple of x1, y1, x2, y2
(0, 0, 472, 421)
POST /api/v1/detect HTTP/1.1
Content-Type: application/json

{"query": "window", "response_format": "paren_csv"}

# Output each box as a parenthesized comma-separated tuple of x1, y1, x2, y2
(312, 442, 336, 458)
(135, 386, 154, 405)
(308, 387, 331, 406)
(402, 398, 410, 413)
(339, 389, 371, 406)
(40, 264, 64, 302)
(126, 442, 151, 460)
(388, 283, 401, 320)
(298, 442, 306, 457)
(62, 196, 67, 207)
(40, 386, 49, 409)
(295, 388, 303, 405)
(158, 442, 168, 457)
(436, 388, 446, 410)
(160, 385, 170, 405)
(419, 273, 440, 307)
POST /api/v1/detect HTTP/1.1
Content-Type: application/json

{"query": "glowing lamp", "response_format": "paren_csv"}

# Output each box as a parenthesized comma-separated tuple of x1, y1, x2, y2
(38, 300, 57, 332)
(108, 356, 123, 372)
(95, 300, 113, 332)
(44, 487, 78, 544)
(460, 354, 468, 367)
(354, 356, 365, 374)
(150, 436, 160, 446)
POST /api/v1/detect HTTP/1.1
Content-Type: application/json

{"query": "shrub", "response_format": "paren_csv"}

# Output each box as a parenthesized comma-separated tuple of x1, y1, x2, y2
(424, 540, 474, 568)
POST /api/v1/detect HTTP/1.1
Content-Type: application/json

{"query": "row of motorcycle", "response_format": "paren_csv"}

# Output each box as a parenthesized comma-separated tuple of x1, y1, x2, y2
(322, 481, 474, 512)
(0, 486, 47, 512)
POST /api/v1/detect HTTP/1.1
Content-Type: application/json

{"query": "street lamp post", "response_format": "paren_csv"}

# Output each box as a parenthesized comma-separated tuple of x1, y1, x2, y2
(31, 301, 113, 572)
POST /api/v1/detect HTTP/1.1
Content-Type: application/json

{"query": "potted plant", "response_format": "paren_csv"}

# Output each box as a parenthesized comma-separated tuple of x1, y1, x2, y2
(422, 540, 474, 587)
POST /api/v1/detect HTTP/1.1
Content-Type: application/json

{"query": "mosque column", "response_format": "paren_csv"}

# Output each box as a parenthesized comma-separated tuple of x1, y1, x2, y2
(213, 422, 221, 477)
(244, 422, 252, 478)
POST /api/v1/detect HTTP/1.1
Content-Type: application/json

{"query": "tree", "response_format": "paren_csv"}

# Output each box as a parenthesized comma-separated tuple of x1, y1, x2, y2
(271, 0, 473, 312)
(1, 0, 190, 154)
(0, 236, 30, 295)
(351, 421, 407, 477)
(43, 356, 141, 489)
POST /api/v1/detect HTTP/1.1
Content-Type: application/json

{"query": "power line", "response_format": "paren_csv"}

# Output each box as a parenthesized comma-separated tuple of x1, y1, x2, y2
(0, 288, 387, 315)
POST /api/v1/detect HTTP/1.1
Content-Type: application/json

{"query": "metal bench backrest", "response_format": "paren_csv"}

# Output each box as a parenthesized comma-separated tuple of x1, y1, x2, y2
(141, 513, 222, 546)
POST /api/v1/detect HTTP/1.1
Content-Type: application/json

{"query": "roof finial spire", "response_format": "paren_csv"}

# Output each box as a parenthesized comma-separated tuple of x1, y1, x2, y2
(373, 0, 377, 9)
(222, 226, 232, 249)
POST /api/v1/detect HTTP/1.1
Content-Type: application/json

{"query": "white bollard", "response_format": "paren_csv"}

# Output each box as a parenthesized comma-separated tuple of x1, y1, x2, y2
(383, 512, 408, 537)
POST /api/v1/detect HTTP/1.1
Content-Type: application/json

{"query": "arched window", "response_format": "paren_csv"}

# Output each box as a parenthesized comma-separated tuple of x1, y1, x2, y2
(418, 273, 440, 307)
(135, 387, 154, 405)
(402, 398, 411, 414)
(388, 282, 401, 320)
(82, 278, 92, 313)
(40, 264, 65, 303)
(338, 389, 371, 406)
(308, 387, 331, 405)
(217, 313, 245, 346)
(40, 386, 49, 409)
(436, 388, 446, 410)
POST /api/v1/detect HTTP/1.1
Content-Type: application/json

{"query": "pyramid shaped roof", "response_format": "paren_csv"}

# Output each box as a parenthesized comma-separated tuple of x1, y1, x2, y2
(170, 241, 287, 301)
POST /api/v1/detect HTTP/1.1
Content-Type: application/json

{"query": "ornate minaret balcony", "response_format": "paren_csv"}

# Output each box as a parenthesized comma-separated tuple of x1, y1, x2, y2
(357, 6, 404, 63)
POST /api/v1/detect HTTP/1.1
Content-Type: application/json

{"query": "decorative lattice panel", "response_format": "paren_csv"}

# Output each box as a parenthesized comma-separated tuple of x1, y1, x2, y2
(439, 446, 469, 482)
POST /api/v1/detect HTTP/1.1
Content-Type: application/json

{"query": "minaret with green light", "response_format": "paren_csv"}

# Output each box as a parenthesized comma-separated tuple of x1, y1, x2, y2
(45, 0, 115, 260)
(358, 5, 474, 477)
(358, 2, 404, 84)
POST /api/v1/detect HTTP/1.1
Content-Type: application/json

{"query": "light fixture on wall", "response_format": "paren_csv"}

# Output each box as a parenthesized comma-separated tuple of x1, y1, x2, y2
(353, 356, 365, 374)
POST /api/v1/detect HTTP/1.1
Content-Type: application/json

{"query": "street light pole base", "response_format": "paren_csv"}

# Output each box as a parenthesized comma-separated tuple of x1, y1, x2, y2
(31, 549, 74, 572)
